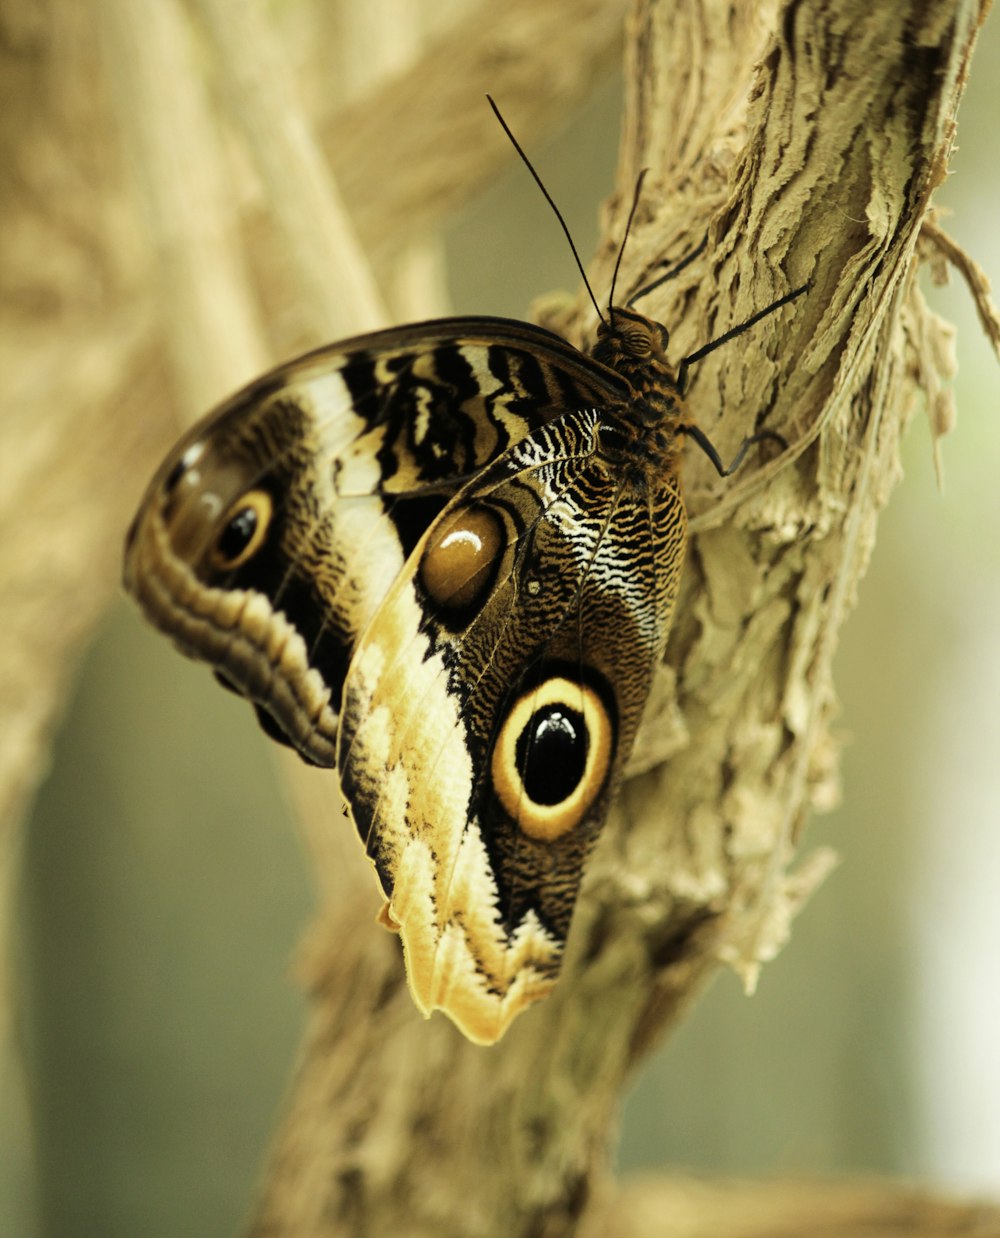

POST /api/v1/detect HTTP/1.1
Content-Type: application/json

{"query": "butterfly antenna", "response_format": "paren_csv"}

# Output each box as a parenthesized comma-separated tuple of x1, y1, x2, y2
(608, 168, 648, 312)
(486, 95, 606, 327)
(627, 235, 708, 306)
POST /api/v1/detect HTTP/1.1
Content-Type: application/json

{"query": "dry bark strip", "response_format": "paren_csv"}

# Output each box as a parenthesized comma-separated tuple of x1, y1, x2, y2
(248, 2, 995, 1235)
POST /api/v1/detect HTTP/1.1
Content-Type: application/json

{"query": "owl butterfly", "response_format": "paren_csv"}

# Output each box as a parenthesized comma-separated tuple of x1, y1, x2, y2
(124, 125, 805, 1043)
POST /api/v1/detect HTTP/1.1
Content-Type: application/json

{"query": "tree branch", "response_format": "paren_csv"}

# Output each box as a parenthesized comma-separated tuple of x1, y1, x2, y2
(247, 2, 993, 1234)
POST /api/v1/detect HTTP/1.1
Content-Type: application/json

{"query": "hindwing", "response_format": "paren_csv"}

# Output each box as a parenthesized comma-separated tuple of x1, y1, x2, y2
(338, 411, 686, 1042)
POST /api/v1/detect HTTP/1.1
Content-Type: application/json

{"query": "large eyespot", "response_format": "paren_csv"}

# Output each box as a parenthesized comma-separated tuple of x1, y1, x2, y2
(419, 504, 504, 616)
(491, 675, 614, 841)
(210, 489, 273, 571)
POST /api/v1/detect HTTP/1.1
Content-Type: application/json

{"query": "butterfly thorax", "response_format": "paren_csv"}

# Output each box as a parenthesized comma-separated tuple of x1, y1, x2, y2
(590, 305, 687, 472)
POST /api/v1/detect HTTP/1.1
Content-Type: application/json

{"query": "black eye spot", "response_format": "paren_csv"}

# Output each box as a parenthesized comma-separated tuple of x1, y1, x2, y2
(515, 705, 588, 806)
(491, 672, 615, 841)
(210, 489, 273, 571)
(219, 506, 257, 561)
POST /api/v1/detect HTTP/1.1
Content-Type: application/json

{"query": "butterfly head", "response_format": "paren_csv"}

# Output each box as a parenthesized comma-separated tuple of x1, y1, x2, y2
(591, 306, 677, 393)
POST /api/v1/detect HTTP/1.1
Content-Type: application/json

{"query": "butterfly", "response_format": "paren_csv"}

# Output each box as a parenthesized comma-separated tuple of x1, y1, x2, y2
(123, 124, 805, 1042)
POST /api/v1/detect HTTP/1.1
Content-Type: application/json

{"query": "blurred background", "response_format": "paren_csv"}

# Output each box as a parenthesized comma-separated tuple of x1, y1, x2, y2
(3, 5, 998, 1236)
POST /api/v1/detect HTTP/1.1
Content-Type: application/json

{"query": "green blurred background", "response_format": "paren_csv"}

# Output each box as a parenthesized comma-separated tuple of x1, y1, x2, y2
(5, 18, 1000, 1238)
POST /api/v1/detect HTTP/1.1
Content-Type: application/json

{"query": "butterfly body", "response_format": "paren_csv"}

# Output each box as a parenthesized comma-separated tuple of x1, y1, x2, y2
(124, 307, 702, 1043)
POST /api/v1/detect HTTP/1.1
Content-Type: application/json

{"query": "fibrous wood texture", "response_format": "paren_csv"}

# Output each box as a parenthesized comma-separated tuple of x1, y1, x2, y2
(3, 0, 999, 1235)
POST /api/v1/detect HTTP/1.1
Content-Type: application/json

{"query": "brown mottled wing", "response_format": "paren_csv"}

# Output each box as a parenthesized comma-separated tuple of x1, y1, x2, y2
(338, 409, 686, 1043)
(123, 318, 627, 767)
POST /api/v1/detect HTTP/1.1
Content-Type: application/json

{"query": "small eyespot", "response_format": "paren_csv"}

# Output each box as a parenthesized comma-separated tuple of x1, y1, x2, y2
(491, 675, 614, 841)
(210, 489, 273, 570)
(419, 504, 505, 615)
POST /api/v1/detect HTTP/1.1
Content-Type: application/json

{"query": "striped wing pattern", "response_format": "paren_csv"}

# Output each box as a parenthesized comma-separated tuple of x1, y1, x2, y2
(124, 310, 691, 1042)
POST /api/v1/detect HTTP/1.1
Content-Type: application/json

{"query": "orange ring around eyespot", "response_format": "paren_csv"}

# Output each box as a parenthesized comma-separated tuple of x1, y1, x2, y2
(490, 675, 613, 842)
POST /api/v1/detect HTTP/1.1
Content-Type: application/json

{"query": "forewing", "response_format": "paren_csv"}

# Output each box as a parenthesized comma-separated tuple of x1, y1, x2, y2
(123, 319, 626, 766)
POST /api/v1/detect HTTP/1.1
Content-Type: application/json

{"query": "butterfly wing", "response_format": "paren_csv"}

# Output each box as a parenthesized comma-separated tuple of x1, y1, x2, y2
(123, 318, 628, 767)
(338, 409, 687, 1043)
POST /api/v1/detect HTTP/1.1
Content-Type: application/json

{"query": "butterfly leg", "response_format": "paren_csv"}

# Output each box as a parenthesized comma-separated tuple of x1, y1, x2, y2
(678, 422, 787, 477)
